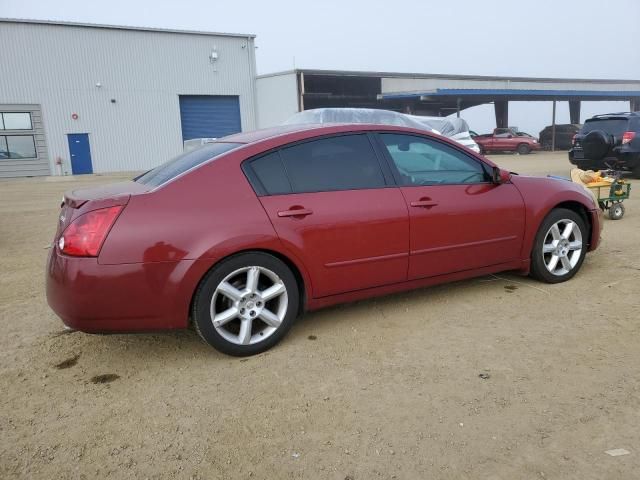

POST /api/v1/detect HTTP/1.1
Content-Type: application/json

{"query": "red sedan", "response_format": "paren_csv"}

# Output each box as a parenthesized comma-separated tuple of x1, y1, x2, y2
(46, 124, 602, 356)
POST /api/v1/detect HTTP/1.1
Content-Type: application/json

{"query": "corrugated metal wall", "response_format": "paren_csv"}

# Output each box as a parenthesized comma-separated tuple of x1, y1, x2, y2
(256, 72, 300, 128)
(0, 20, 257, 175)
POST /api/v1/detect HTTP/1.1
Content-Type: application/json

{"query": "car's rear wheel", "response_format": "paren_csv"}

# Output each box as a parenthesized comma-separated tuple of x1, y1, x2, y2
(517, 143, 531, 155)
(192, 252, 299, 356)
(530, 208, 587, 284)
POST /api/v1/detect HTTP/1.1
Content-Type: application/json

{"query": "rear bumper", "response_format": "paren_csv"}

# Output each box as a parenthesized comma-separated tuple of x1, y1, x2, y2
(45, 248, 204, 332)
(570, 148, 640, 169)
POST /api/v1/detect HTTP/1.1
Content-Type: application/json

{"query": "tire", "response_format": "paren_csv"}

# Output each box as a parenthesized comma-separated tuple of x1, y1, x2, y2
(530, 208, 588, 284)
(608, 202, 625, 220)
(582, 130, 611, 160)
(192, 252, 300, 356)
(517, 143, 531, 155)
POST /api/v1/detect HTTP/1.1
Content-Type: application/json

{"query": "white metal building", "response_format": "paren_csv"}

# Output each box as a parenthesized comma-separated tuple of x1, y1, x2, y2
(0, 18, 257, 177)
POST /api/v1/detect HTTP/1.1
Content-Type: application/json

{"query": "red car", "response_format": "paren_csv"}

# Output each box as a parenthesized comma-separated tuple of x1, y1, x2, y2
(46, 124, 602, 356)
(474, 128, 541, 155)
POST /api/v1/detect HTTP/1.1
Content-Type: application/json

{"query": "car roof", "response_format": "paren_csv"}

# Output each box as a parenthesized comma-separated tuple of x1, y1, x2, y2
(589, 112, 639, 120)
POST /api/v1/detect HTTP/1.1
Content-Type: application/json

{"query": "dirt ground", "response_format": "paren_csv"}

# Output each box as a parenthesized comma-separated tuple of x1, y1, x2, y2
(1, 151, 639, 479)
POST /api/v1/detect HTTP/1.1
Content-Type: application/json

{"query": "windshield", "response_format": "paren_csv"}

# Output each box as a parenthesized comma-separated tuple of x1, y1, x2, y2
(135, 142, 242, 188)
(582, 118, 629, 135)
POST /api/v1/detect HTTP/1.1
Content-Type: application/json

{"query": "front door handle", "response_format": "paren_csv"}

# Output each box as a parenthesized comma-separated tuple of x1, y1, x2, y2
(277, 207, 313, 218)
(410, 199, 439, 208)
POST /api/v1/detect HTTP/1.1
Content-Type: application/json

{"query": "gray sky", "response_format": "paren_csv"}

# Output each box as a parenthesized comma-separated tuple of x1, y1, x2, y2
(2, 0, 639, 133)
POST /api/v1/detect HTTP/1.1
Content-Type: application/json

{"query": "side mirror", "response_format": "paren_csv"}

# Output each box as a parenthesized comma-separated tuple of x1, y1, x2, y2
(507, 134, 513, 138)
(492, 166, 511, 184)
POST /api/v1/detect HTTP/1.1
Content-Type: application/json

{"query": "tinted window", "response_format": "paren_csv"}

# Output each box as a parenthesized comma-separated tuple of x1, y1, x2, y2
(250, 152, 292, 195)
(582, 118, 629, 135)
(380, 133, 489, 185)
(136, 142, 241, 187)
(279, 135, 385, 193)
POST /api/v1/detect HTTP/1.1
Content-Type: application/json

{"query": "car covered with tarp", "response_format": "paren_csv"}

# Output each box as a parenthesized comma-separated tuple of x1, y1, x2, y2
(284, 108, 480, 153)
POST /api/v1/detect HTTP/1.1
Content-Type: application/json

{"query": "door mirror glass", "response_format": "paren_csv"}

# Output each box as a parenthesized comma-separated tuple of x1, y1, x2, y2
(492, 166, 511, 184)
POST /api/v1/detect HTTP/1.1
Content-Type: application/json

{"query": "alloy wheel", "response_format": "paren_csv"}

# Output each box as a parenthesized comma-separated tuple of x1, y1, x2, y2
(542, 219, 583, 276)
(210, 266, 288, 345)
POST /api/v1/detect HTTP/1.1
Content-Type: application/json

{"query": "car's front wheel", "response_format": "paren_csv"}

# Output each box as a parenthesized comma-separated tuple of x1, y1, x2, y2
(517, 143, 531, 155)
(530, 208, 587, 284)
(192, 252, 299, 356)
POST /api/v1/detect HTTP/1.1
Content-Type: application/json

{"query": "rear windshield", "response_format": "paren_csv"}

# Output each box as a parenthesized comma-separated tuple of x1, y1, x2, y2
(135, 142, 242, 187)
(581, 118, 629, 135)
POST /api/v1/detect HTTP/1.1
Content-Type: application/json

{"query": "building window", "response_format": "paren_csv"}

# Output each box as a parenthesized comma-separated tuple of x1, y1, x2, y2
(0, 135, 37, 159)
(1, 112, 33, 130)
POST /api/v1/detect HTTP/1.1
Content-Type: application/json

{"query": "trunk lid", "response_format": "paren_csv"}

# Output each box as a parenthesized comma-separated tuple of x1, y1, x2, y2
(56, 181, 151, 239)
(65, 180, 151, 208)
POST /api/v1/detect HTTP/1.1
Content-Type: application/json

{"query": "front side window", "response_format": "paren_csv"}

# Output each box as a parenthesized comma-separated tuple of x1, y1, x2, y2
(278, 134, 386, 193)
(2, 112, 32, 130)
(379, 133, 489, 186)
(0, 135, 36, 159)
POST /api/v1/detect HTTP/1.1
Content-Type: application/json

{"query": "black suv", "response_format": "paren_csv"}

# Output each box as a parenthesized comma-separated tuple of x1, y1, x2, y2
(540, 123, 581, 150)
(569, 112, 640, 175)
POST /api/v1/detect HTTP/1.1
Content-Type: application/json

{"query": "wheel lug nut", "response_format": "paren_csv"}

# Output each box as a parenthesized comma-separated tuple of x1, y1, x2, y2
(250, 311, 256, 317)
(256, 301, 262, 307)
(240, 308, 245, 314)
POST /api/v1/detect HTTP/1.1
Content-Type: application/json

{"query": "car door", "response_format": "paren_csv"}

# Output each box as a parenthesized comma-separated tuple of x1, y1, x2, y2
(376, 132, 525, 280)
(244, 133, 409, 298)
(492, 131, 512, 150)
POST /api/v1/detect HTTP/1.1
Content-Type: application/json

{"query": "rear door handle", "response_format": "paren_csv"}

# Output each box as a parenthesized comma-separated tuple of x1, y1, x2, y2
(410, 200, 439, 208)
(277, 208, 313, 218)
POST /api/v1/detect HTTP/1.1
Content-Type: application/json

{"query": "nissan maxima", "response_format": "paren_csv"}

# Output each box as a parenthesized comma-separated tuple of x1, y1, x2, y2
(47, 124, 602, 356)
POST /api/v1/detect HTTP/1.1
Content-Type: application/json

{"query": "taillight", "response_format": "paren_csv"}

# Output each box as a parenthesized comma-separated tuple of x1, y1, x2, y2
(59, 206, 123, 257)
(571, 134, 577, 145)
(622, 131, 636, 145)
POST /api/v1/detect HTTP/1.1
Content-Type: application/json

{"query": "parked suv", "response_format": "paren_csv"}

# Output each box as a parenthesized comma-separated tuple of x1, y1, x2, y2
(539, 124, 581, 150)
(569, 112, 640, 175)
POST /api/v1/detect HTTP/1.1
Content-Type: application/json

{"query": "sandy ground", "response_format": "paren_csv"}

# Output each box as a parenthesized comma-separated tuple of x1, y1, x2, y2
(1, 151, 639, 479)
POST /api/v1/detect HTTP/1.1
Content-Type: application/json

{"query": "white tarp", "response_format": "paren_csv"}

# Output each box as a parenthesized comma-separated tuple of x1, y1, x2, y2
(406, 115, 480, 153)
(284, 108, 479, 153)
(283, 108, 436, 131)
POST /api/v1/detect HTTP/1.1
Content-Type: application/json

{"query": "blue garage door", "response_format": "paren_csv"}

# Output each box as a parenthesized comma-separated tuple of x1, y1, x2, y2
(179, 95, 242, 141)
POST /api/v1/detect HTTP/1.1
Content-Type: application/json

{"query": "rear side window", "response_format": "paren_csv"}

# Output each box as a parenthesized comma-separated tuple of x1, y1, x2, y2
(278, 135, 386, 193)
(135, 142, 241, 187)
(582, 118, 629, 135)
(250, 152, 292, 195)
